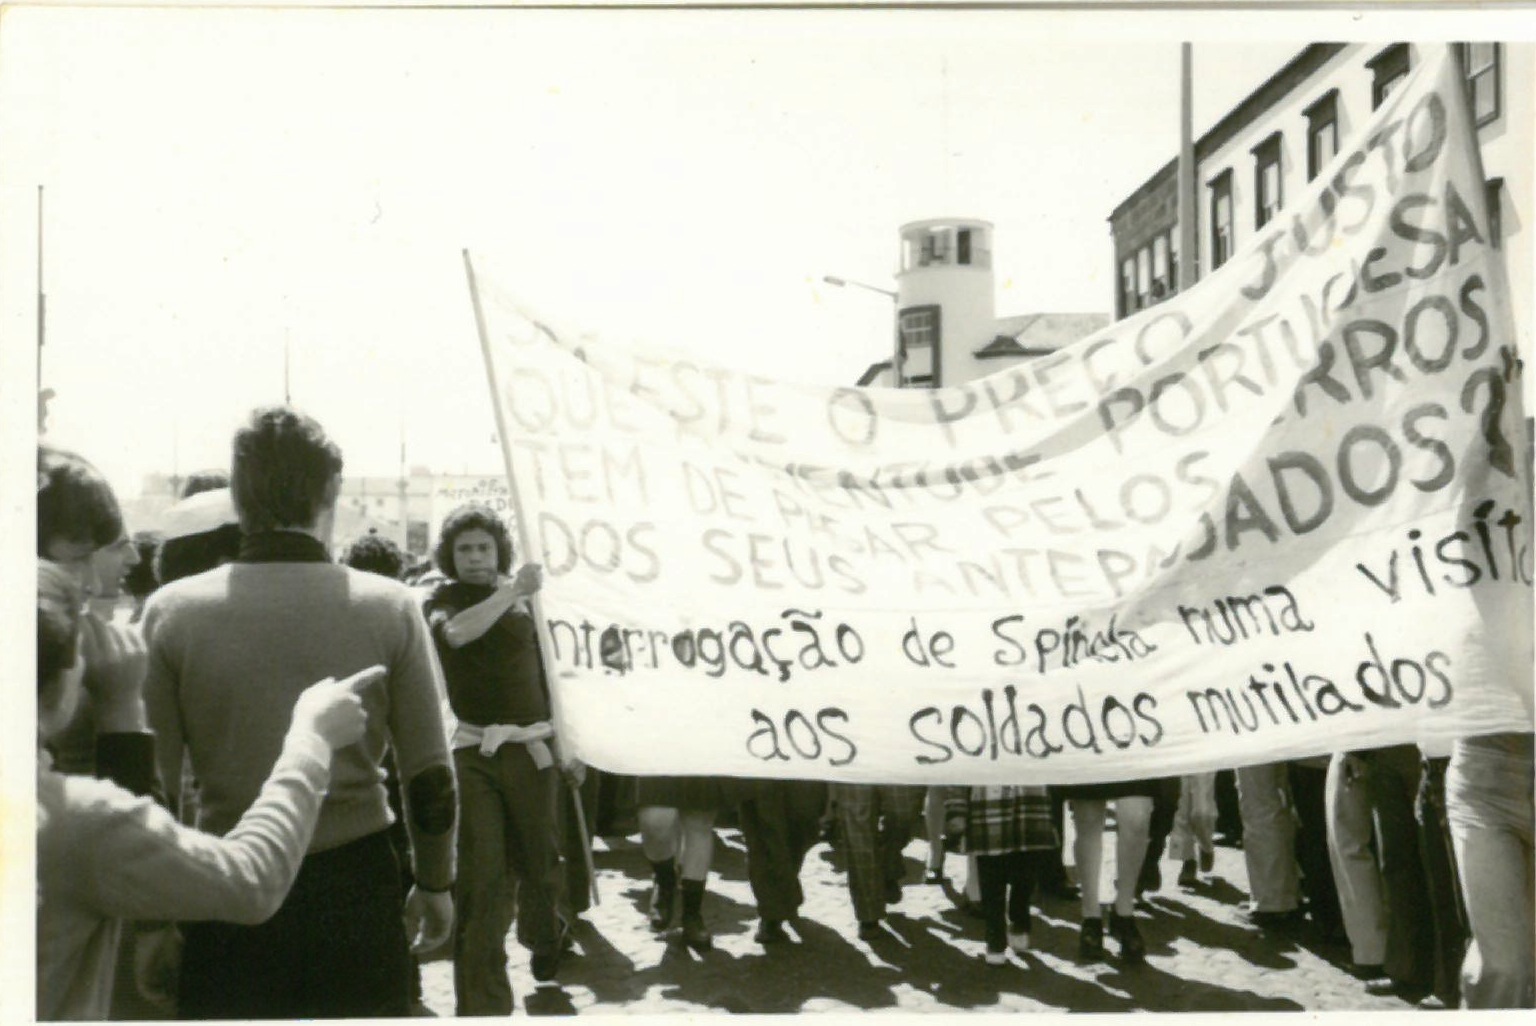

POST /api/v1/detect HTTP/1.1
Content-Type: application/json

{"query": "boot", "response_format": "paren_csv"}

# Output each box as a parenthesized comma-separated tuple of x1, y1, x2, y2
(1078, 916, 1105, 961)
(678, 878, 711, 951)
(647, 859, 677, 932)
(1109, 908, 1145, 963)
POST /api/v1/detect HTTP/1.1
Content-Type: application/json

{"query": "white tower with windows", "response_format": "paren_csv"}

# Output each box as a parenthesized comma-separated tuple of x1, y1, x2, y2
(894, 218, 997, 388)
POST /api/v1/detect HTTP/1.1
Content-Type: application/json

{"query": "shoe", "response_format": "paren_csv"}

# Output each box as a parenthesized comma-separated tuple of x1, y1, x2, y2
(754, 918, 788, 944)
(1177, 859, 1198, 887)
(679, 913, 712, 952)
(648, 881, 677, 932)
(1346, 962, 1386, 981)
(1364, 977, 1429, 1002)
(530, 919, 571, 983)
(1416, 994, 1451, 1011)
(1198, 848, 1215, 874)
(857, 920, 883, 941)
(1248, 907, 1303, 931)
(1078, 917, 1105, 961)
(1007, 930, 1031, 954)
(984, 948, 1009, 966)
(923, 868, 944, 885)
(1108, 910, 1145, 964)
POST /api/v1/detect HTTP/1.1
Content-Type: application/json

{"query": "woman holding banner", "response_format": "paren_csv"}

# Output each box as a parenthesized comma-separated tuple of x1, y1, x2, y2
(425, 504, 563, 1013)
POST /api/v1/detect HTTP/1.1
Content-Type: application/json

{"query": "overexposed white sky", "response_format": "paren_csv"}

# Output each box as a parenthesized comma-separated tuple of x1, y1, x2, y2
(2, 4, 1527, 501)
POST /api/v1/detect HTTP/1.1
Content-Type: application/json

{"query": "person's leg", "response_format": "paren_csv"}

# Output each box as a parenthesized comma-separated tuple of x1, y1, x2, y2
(499, 748, 563, 974)
(739, 782, 796, 934)
(1365, 746, 1435, 993)
(1453, 825, 1535, 1008)
(557, 762, 600, 920)
(1289, 760, 1343, 936)
(639, 805, 681, 931)
(1040, 787, 1074, 896)
(1071, 799, 1107, 958)
(1326, 751, 1387, 968)
(1447, 734, 1536, 1009)
(877, 785, 921, 902)
(1113, 797, 1152, 918)
(975, 853, 1009, 957)
(1138, 777, 1179, 894)
(1236, 762, 1299, 915)
(1109, 796, 1150, 962)
(452, 750, 516, 1016)
(677, 808, 718, 949)
(1168, 776, 1197, 874)
(923, 786, 947, 881)
(301, 832, 413, 1018)
(832, 784, 885, 927)
(1008, 850, 1039, 948)
(1416, 756, 1468, 1006)
(1190, 771, 1218, 870)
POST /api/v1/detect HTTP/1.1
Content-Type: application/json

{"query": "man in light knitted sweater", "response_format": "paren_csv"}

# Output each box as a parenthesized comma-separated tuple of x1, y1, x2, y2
(142, 407, 458, 1019)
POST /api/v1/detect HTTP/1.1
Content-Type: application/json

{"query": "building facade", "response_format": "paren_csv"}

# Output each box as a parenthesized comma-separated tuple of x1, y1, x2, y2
(1109, 41, 1531, 384)
(861, 217, 1110, 388)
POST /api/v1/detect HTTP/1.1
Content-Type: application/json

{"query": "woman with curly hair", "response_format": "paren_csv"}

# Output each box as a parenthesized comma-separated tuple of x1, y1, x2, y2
(424, 504, 558, 1014)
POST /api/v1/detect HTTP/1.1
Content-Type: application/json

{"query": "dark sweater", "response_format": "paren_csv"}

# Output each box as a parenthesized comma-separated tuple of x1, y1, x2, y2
(425, 581, 550, 729)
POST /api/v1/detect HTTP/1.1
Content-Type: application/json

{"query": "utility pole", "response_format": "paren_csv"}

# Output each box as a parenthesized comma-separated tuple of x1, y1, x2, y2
(37, 185, 53, 434)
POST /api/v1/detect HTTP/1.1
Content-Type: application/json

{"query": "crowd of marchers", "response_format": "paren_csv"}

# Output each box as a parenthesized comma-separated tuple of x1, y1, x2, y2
(35, 405, 1535, 1019)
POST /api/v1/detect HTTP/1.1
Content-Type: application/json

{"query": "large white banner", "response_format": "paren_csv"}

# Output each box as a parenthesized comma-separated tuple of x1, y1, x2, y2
(468, 48, 1532, 784)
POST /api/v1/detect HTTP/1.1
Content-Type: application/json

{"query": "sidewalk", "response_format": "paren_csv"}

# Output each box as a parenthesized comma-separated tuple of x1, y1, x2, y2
(419, 826, 1426, 1014)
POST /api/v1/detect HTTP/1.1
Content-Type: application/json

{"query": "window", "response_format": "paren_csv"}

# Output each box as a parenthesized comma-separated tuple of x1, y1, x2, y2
(919, 229, 950, 267)
(1151, 234, 1170, 299)
(1169, 230, 1181, 292)
(1253, 134, 1282, 228)
(1209, 170, 1234, 270)
(897, 305, 941, 388)
(957, 228, 972, 265)
(1369, 44, 1410, 109)
(1120, 257, 1138, 318)
(1136, 247, 1152, 309)
(1486, 177, 1503, 249)
(1457, 43, 1501, 126)
(1304, 90, 1339, 181)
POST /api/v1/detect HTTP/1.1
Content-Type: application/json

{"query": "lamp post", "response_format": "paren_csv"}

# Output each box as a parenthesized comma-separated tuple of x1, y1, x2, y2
(822, 274, 898, 303)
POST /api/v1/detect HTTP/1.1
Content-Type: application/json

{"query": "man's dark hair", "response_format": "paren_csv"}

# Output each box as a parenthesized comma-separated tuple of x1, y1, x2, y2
(157, 524, 244, 585)
(179, 469, 230, 500)
(38, 561, 83, 693)
(123, 531, 164, 599)
(433, 504, 513, 579)
(230, 407, 343, 533)
(341, 532, 408, 580)
(37, 445, 124, 551)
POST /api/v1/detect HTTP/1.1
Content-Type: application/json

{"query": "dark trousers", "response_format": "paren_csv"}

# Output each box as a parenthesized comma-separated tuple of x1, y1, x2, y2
(452, 744, 562, 1017)
(1417, 756, 1469, 1005)
(976, 850, 1047, 951)
(557, 766, 600, 918)
(738, 779, 829, 922)
(179, 830, 410, 1020)
(1140, 777, 1182, 884)
(1362, 745, 1435, 990)
(1289, 761, 1343, 932)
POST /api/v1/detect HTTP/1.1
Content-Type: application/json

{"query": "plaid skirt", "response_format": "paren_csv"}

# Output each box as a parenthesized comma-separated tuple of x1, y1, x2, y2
(946, 784, 1057, 856)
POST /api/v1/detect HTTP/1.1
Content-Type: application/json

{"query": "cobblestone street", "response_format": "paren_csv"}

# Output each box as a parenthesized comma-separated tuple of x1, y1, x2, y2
(419, 824, 1421, 1015)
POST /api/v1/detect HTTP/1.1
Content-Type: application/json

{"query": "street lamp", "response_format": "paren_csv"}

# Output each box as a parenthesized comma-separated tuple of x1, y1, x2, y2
(822, 275, 898, 303)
